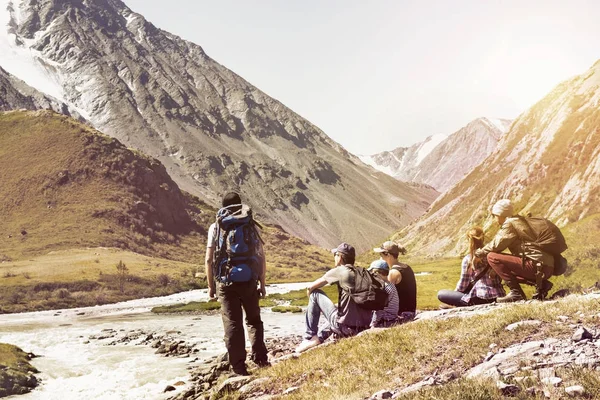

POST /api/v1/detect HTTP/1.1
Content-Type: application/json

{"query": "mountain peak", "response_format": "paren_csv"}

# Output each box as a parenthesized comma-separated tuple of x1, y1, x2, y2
(361, 117, 512, 192)
(0, 0, 439, 250)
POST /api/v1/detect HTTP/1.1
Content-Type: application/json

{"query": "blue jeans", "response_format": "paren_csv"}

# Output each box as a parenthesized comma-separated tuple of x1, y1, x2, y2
(437, 289, 494, 307)
(304, 289, 339, 341)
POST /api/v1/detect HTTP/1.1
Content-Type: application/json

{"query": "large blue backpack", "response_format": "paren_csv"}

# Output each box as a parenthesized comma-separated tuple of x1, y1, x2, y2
(213, 204, 262, 285)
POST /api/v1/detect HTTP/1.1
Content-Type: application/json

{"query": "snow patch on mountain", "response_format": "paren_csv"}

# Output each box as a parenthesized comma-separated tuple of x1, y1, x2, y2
(358, 153, 398, 177)
(0, 0, 65, 101)
(415, 133, 447, 164)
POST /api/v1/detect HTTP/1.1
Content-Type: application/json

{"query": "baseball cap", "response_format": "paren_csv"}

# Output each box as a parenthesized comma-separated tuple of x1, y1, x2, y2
(368, 259, 389, 271)
(373, 241, 401, 256)
(330, 243, 356, 258)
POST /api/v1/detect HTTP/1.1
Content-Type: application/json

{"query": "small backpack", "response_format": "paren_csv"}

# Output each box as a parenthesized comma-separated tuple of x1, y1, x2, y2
(512, 216, 569, 276)
(213, 204, 262, 285)
(343, 265, 388, 310)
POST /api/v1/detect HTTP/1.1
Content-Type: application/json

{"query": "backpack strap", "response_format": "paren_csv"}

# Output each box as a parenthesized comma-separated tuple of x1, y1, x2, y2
(515, 217, 546, 298)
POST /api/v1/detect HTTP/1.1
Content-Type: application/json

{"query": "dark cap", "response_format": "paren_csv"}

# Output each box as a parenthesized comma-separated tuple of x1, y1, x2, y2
(222, 192, 242, 208)
(330, 242, 355, 258)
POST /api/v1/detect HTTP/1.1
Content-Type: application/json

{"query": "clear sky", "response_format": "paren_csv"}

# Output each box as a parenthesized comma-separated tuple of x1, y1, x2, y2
(125, 0, 600, 154)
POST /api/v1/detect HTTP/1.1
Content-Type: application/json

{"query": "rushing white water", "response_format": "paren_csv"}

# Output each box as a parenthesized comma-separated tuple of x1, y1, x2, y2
(0, 283, 309, 400)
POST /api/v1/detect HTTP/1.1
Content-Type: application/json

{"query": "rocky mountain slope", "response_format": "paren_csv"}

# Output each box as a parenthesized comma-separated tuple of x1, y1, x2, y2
(393, 60, 600, 256)
(0, 110, 332, 266)
(360, 117, 512, 192)
(0, 65, 80, 117)
(0, 0, 438, 251)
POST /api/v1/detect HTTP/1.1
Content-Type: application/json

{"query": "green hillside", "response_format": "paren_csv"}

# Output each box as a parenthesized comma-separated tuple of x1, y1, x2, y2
(0, 110, 331, 313)
(393, 61, 600, 258)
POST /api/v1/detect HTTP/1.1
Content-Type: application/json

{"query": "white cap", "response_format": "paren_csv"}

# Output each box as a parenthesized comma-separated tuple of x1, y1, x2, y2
(491, 199, 513, 218)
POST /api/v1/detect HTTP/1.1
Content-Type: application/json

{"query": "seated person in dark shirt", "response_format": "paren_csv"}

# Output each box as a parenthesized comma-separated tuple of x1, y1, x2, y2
(373, 241, 417, 323)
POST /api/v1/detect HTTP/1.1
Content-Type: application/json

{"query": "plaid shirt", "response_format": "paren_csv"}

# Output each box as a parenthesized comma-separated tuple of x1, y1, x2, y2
(455, 255, 505, 304)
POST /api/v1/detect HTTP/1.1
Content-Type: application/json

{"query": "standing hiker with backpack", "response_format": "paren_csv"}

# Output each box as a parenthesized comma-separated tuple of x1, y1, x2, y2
(203, 192, 269, 375)
(437, 226, 505, 308)
(475, 199, 568, 303)
(374, 241, 417, 323)
(295, 243, 375, 353)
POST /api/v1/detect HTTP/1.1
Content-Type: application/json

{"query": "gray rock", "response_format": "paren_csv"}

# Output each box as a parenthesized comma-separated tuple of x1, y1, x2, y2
(239, 377, 270, 395)
(282, 386, 300, 395)
(573, 327, 593, 342)
(505, 320, 542, 331)
(371, 389, 393, 399)
(536, 368, 556, 380)
(216, 376, 254, 396)
(565, 385, 585, 396)
(496, 381, 520, 396)
(541, 376, 563, 386)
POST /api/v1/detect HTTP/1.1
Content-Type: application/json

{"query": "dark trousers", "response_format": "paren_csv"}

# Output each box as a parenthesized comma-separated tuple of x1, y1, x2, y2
(487, 253, 553, 284)
(218, 280, 268, 371)
(437, 289, 495, 307)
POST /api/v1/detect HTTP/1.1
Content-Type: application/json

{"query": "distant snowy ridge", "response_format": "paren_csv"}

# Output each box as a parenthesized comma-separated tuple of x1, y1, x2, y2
(362, 117, 512, 192)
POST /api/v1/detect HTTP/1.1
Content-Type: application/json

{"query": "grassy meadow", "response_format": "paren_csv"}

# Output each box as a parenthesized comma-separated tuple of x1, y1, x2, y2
(221, 295, 600, 400)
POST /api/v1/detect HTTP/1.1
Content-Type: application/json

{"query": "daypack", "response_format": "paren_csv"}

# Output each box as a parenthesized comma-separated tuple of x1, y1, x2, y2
(342, 265, 388, 310)
(512, 216, 568, 276)
(213, 204, 262, 285)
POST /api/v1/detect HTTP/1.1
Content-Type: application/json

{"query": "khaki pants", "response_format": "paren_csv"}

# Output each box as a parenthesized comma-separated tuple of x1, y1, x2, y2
(218, 280, 268, 372)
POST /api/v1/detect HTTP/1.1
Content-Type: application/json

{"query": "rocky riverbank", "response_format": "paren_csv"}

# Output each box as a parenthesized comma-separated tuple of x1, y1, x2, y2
(85, 322, 304, 399)
(0, 344, 39, 397)
(81, 294, 600, 400)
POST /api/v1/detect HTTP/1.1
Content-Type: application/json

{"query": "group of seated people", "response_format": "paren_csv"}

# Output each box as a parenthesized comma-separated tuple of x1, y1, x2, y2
(296, 199, 557, 353)
(296, 240, 417, 353)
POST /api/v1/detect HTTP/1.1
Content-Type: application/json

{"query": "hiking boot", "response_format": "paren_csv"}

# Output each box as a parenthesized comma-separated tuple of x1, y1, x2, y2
(532, 280, 553, 300)
(497, 278, 526, 303)
(295, 336, 321, 353)
(231, 367, 250, 377)
(497, 289, 526, 303)
(253, 359, 271, 368)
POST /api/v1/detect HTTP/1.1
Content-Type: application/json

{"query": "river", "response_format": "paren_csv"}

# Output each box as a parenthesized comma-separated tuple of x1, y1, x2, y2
(0, 283, 309, 400)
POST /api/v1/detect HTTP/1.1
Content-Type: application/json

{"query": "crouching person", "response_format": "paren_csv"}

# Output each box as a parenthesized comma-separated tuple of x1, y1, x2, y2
(295, 243, 372, 353)
(475, 199, 555, 303)
(368, 260, 399, 328)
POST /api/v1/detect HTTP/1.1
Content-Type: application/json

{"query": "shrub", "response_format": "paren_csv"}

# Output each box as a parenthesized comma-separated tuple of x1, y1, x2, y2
(157, 274, 170, 287)
(116, 260, 128, 293)
(9, 291, 23, 304)
(55, 288, 71, 299)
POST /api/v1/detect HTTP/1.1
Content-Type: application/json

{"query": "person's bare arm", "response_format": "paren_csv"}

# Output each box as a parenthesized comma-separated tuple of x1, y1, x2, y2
(204, 246, 216, 299)
(306, 277, 328, 296)
(259, 246, 267, 298)
(388, 268, 402, 285)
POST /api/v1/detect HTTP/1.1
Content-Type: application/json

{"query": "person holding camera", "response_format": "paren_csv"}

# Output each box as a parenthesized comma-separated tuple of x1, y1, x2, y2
(437, 226, 505, 307)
